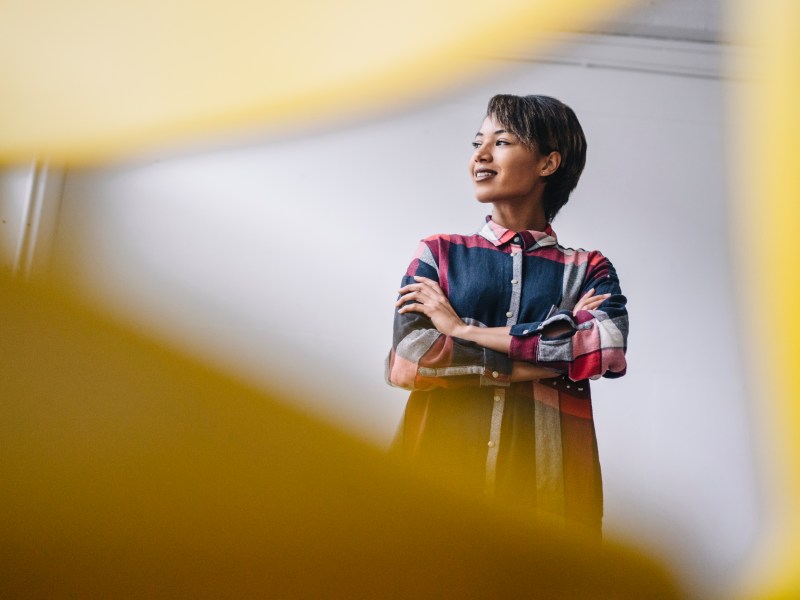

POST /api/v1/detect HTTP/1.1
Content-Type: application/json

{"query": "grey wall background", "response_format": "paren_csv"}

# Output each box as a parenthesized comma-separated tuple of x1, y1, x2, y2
(13, 30, 757, 597)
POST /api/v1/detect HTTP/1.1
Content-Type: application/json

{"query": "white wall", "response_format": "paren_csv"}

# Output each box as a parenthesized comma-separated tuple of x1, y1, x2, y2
(47, 36, 758, 596)
(0, 164, 63, 277)
(1, 166, 36, 274)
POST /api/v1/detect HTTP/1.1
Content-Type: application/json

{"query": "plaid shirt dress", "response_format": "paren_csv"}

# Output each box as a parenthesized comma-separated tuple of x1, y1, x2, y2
(387, 216, 628, 530)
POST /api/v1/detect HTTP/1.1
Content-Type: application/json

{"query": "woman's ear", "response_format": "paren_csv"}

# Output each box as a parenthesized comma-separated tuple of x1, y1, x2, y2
(541, 151, 561, 177)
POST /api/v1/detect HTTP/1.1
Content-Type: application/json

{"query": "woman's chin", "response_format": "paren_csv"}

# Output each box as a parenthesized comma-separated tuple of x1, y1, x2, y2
(473, 194, 495, 205)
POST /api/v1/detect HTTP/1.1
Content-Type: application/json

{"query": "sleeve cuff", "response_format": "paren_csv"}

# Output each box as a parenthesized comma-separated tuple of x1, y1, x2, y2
(509, 311, 578, 363)
(508, 332, 539, 363)
(510, 310, 575, 337)
(480, 347, 512, 386)
(509, 320, 543, 337)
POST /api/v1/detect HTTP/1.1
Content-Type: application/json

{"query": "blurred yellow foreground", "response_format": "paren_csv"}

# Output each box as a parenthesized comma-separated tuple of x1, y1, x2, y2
(0, 279, 679, 598)
(2, 0, 800, 597)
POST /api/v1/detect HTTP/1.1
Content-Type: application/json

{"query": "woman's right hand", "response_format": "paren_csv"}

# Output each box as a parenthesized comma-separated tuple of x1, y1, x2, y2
(396, 276, 466, 338)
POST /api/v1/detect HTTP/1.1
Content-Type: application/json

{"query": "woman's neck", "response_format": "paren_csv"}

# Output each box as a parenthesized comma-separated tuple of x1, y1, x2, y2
(491, 200, 547, 233)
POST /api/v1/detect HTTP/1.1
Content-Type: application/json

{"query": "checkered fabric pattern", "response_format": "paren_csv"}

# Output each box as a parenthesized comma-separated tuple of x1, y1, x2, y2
(386, 216, 628, 529)
(387, 216, 628, 390)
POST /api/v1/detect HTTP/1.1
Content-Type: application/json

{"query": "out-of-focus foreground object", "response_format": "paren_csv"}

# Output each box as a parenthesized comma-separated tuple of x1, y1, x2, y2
(0, 278, 680, 598)
(0, 0, 628, 164)
(731, 0, 800, 597)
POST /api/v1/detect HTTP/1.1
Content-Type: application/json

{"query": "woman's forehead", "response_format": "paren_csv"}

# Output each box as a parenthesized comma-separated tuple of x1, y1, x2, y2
(476, 115, 513, 137)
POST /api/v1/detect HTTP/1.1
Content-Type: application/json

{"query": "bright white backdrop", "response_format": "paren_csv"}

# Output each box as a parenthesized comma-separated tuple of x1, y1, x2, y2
(47, 36, 758, 595)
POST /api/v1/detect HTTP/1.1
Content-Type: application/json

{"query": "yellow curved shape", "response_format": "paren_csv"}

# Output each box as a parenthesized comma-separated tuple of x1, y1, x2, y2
(0, 277, 680, 598)
(732, 1, 800, 597)
(0, 0, 626, 164)
(5, 0, 800, 596)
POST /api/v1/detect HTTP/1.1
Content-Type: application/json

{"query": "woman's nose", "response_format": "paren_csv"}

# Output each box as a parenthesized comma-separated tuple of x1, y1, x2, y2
(473, 145, 491, 162)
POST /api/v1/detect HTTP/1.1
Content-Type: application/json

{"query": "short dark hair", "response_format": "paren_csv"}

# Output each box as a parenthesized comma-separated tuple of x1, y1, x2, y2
(486, 94, 587, 222)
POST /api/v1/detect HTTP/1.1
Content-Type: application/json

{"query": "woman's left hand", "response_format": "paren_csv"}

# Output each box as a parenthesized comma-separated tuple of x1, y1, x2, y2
(573, 288, 610, 313)
(396, 276, 465, 337)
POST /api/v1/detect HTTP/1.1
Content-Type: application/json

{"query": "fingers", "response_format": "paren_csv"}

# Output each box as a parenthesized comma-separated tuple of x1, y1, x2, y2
(395, 285, 432, 306)
(412, 276, 437, 285)
(578, 298, 607, 312)
(396, 277, 445, 307)
(396, 290, 433, 313)
(412, 276, 443, 293)
(397, 283, 430, 296)
(397, 294, 443, 315)
(395, 292, 416, 307)
(573, 288, 595, 312)
(573, 292, 611, 314)
(398, 277, 441, 294)
(397, 302, 423, 315)
(395, 288, 437, 307)
(396, 277, 452, 318)
(589, 294, 611, 306)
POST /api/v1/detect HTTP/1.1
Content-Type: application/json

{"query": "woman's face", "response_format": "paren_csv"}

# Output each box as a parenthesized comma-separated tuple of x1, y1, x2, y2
(469, 115, 546, 205)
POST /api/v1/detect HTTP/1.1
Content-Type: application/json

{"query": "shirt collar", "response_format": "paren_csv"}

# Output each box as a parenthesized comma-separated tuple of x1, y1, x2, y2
(478, 215, 558, 251)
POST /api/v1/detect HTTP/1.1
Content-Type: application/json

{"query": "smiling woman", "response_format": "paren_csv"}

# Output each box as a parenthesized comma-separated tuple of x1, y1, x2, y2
(471, 117, 560, 219)
(386, 94, 628, 534)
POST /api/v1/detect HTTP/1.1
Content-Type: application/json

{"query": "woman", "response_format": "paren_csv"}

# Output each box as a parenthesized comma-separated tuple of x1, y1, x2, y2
(386, 94, 628, 533)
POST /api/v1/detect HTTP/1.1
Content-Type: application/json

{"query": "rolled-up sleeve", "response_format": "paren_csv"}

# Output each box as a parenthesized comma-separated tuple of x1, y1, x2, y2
(508, 252, 628, 381)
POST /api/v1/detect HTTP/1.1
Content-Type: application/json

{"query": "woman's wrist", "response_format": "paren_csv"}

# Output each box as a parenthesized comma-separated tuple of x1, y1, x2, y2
(449, 324, 512, 354)
(451, 323, 473, 341)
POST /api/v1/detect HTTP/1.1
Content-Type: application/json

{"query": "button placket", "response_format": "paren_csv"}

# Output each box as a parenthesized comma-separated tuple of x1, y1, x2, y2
(484, 388, 505, 496)
(505, 250, 523, 328)
(485, 250, 523, 497)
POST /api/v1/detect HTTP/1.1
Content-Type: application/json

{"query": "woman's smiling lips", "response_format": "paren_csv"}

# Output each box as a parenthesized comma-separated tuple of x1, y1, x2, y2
(474, 168, 497, 181)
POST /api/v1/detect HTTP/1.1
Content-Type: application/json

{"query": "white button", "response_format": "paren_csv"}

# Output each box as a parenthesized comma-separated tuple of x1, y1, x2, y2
(566, 384, 571, 389)
(511, 279, 518, 284)
(522, 329, 529, 334)
(505, 311, 513, 317)
(495, 395, 502, 402)
(492, 371, 499, 378)
(578, 387, 584, 391)
(488, 441, 496, 448)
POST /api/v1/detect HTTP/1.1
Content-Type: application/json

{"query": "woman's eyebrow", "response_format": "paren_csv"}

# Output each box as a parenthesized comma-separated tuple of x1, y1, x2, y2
(474, 129, 508, 137)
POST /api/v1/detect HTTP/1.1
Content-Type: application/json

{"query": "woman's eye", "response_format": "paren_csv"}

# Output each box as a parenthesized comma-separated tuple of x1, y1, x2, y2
(496, 139, 510, 146)
(471, 141, 481, 148)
